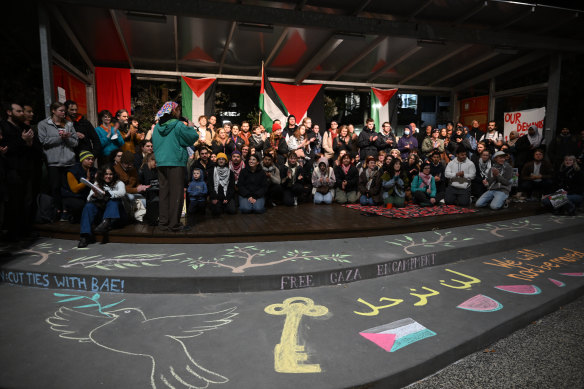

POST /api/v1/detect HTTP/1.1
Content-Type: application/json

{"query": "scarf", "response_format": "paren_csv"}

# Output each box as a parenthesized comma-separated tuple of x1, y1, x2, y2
(285, 162, 298, 184)
(419, 172, 432, 188)
(229, 160, 245, 183)
(252, 133, 263, 144)
(478, 159, 491, 180)
(528, 131, 542, 147)
(213, 166, 230, 196)
(365, 168, 376, 191)
(342, 164, 351, 175)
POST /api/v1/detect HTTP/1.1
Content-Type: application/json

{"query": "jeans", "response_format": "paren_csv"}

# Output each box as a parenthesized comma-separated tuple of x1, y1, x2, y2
(360, 195, 375, 206)
(476, 190, 508, 210)
(80, 199, 121, 235)
(239, 196, 266, 214)
(314, 192, 333, 204)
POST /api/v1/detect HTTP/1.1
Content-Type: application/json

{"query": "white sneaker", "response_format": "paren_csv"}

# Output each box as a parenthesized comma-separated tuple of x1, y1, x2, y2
(294, 197, 298, 206)
(439, 199, 445, 205)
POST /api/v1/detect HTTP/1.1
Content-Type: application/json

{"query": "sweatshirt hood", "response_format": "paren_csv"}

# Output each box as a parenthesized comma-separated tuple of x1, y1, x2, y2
(157, 118, 179, 136)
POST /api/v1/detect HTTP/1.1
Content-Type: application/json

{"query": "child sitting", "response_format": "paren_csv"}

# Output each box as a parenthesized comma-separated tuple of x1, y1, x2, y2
(187, 168, 208, 226)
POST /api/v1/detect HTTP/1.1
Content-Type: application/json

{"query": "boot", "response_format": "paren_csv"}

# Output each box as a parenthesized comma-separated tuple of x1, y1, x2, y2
(94, 218, 112, 234)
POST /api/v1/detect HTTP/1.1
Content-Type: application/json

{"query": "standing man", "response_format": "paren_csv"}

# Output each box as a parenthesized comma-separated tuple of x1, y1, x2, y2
(479, 120, 503, 154)
(0, 103, 38, 240)
(152, 102, 198, 232)
(65, 100, 102, 158)
(358, 118, 378, 160)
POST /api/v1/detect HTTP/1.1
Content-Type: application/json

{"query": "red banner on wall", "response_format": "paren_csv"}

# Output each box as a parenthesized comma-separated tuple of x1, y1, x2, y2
(53, 65, 87, 115)
(95, 67, 131, 115)
(459, 95, 488, 132)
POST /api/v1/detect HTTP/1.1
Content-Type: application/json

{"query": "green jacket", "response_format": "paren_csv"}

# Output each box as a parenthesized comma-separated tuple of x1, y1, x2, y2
(153, 119, 199, 167)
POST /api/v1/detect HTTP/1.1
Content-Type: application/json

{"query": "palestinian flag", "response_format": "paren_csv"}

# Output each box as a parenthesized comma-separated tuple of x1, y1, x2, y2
(259, 69, 288, 132)
(181, 76, 217, 122)
(370, 87, 398, 131)
(259, 67, 324, 132)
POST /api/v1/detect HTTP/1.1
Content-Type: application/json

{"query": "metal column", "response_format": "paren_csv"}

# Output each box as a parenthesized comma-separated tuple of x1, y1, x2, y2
(545, 54, 562, 141)
(38, 4, 54, 117)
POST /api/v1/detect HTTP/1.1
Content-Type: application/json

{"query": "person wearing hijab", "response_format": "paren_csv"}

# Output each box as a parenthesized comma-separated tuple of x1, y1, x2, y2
(152, 101, 198, 231)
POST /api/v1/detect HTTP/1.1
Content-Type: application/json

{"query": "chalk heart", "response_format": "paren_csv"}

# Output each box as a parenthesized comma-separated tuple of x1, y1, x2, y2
(559, 272, 584, 277)
(494, 285, 541, 295)
(359, 333, 396, 352)
(548, 278, 566, 287)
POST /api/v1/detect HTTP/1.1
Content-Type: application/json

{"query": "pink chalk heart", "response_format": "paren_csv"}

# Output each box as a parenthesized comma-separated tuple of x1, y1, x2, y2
(495, 285, 541, 295)
(457, 294, 503, 312)
(359, 332, 396, 352)
(548, 278, 566, 287)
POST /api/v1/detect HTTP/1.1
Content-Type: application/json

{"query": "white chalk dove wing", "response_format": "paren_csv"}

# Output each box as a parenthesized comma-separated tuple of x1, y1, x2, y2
(46, 306, 112, 342)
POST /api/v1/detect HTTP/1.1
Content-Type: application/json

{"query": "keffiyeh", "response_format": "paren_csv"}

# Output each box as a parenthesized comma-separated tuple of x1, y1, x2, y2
(155, 101, 178, 120)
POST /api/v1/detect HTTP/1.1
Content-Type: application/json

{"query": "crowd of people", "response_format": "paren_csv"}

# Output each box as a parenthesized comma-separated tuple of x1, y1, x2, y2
(1, 100, 583, 248)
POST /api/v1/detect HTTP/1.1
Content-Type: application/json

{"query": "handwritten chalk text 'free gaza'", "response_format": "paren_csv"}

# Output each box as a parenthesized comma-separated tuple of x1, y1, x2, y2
(0, 271, 125, 293)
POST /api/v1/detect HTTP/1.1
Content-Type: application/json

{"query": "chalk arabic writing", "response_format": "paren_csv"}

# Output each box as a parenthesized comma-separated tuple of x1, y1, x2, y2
(354, 269, 481, 316)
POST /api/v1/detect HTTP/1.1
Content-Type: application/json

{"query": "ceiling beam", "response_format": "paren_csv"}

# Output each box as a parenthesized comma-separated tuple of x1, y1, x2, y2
(453, 51, 548, 91)
(54, 0, 584, 53)
(109, 9, 134, 68)
(409, 0, 434, 20)
(218, 21, 237, 74)
(429, 51, 499, 86)
(264, 28, 289, 66)
(352, 0, 372, 16)
(331, 35, 387, 81)
(494, 6, 535, 31)
(47, 4, 94, 71)
(130, 68, 451, 92)
(295, 34, 344, 84)
(539, 11, 579, 33)
(453, 1, 489, 26)
(367, 45, 422, 83)
(400, 44, 472, 84)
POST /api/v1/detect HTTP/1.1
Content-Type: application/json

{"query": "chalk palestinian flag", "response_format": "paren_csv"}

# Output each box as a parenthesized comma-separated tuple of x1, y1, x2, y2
(359, 318, 436, 352)
(181, 76, 217, 122)
(260, 68, 324, 132)
(370, 87, 398, 131)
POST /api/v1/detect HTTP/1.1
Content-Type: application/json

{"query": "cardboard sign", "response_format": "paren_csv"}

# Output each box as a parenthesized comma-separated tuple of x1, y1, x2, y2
(503, 107, 545, 140)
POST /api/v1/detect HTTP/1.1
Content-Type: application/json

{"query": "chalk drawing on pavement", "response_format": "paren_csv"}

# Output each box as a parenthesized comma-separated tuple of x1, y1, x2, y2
(53, 292, 125, 317)
(456, 295, 503, 312)
(548, 278, 566, 287)
(559, 272, 584, 277)
(14, 242, 74, 265)
(265, 297, 329, 373)
(494, 285, 542, 295)
(47, 302, 237, 389)
(386, 231, 472, 255)
(62, 246, 351, 273)
(359, 318, 436, 352)
(475, 220, 541, 238)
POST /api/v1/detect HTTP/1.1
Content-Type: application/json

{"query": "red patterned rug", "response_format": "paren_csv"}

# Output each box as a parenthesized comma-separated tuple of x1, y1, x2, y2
(342, 204, 478, 218)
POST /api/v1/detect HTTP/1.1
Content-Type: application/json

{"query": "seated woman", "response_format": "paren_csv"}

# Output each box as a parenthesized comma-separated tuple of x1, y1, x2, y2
(138, 153, 160, 226)
(381, 158, 407, 208)
(208, 153, 237, 216)
(78, 165, 126, 248)
(359, 156, 383, 205)
(237, 154, 268, 214)
(333, 153, 359, 204)
(312, 157, 336, 204)
(61, 150, 97, 223)
(542, 155, 584, 215)
(411, 162, 438, 206)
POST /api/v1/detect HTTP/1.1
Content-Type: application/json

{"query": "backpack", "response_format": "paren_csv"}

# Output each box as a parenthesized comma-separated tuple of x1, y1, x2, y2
(35, 193, 58, 224)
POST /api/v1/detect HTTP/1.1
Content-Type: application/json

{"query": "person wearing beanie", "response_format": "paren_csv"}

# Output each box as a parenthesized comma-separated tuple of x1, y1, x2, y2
(411, 162, 439, 206)
(475, 150, 514, 210)
(62, 150, 97, 222)
(284, 115, 297, 139)
(271, 122, 282, 134)
(445, 146, 476, 206)
(208, 152, 237, 216)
